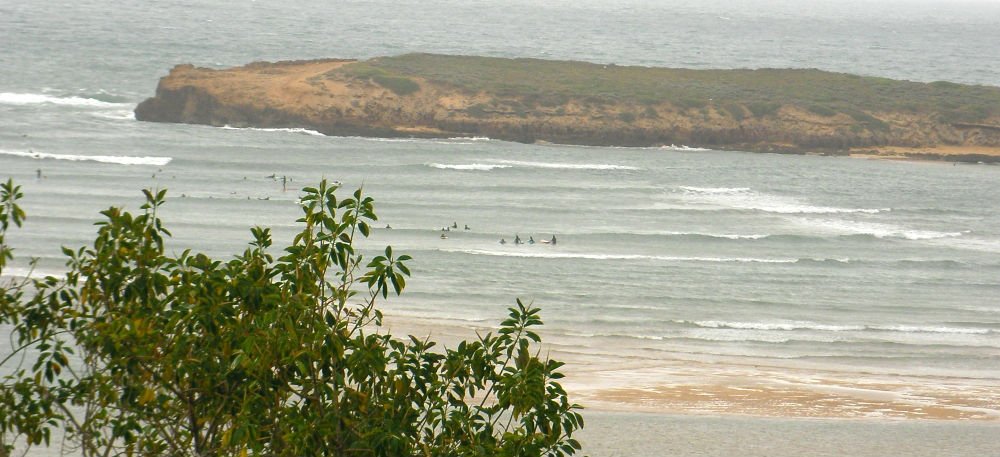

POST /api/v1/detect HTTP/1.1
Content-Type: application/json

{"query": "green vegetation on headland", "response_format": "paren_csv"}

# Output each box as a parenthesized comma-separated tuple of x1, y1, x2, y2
(340, 53, 1000, 125)
(135, 53, 1000, 161)
(0, 179, 584, 457)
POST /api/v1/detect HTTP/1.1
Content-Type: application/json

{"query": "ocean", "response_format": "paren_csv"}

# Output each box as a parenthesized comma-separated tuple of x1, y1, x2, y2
(2, 0, 999, 455)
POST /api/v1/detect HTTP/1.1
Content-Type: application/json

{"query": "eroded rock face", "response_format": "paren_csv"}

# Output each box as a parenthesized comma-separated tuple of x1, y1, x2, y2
(135, 57, 1000, 161)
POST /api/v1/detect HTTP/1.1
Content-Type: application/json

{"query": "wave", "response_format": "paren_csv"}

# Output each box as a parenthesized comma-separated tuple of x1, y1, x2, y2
(91, 109, 136, 121)
(661, 144, 713, 152)
(639, 230, 771, 240)
(800, 219, 967, 240)
(681, 320, 865, 332)
(678, 186, 751, 194)
(0, 149, 171, 166)
(677, 186, 889, 214)
(447, 136, 491, 141)
(868, 325, 993, 335)
(439, 248, 797, 263)
(490, 159, 640, 170)
(677, 320, 994, 335)
(0, 92, 130, 108)
(427, 163, 513, 171)
(220, 125, 325, 136)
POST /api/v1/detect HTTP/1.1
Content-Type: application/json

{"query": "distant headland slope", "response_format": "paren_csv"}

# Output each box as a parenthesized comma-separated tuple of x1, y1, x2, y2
(135, 53, 1000, 162)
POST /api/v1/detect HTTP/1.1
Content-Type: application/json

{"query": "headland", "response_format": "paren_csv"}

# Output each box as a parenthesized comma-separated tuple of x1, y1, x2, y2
(135, 54, 1000, 162)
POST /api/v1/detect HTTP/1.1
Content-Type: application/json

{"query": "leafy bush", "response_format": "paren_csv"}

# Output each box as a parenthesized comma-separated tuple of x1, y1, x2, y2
(372, 75, 421, 96)
(0, 179, 583, 457)
(747, 101, 781, 117)
(807, 104, 837, 117)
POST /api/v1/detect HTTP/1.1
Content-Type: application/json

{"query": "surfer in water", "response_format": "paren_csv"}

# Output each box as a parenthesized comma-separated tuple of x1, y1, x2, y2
(440, 233, 448, 239)
(528, 236, 535, 244)
(499, 238, 506, 245)
(551, 235, 557, 245)
(452, 222, 458, 229)
(514, 234, 522, 245)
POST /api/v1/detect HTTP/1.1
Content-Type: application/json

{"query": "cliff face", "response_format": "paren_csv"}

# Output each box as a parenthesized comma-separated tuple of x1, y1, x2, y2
(135, 56, 1000, 162)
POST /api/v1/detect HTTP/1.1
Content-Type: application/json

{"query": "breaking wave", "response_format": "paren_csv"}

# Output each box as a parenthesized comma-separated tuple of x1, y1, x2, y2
(661, 144, 713, 152)
(427, 163, 513, 171)
(491, 159, 640, 170)
(677, 320, 994, 335)
(678, 186, 889, 214)
(220, 125, 325, 136)
(0, 149, 171, 166)
(800, 218, 968, 240)
(0, 92, 130, 108)
(439, 249, 797, 263)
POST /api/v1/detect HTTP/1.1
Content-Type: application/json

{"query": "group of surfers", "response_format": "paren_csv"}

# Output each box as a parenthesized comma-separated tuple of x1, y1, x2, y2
(435, 222, 557, 245)
(500, 234, 556, 245)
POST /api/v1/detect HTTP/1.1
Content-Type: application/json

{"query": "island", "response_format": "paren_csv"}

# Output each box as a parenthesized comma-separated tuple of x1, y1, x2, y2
(135, 53, 1000, 162)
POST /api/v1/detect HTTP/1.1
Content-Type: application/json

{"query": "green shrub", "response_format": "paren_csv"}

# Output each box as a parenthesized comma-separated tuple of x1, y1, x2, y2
(807, 104, 838, 117)
(372, 75, 420, 96)
(845, 109, 889, 130)
(747, 101, 781, 117)
(0, 179, 584, 457)
(722, 102, 746, 121)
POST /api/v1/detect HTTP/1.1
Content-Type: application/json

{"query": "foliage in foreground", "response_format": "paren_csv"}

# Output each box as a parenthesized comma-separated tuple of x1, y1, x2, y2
(0, 178, 583, 457)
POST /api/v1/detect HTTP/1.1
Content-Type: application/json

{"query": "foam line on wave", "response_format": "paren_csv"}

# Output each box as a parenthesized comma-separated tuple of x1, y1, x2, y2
(0, 92, 131, 108)
(439, 248, 797, 263)
(0, 149, 171, 166)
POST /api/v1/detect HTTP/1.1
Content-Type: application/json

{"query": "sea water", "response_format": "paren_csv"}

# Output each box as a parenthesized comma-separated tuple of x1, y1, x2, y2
(2, 0, 1000, 455)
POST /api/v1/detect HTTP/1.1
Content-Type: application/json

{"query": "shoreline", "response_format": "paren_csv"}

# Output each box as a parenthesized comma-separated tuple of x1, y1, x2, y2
(379, 315, 1000, 423)
(847, 145, 1000, 164)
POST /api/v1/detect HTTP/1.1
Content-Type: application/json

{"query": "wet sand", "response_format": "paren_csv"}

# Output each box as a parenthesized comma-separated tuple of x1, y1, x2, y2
(383, 315, 1000, 422)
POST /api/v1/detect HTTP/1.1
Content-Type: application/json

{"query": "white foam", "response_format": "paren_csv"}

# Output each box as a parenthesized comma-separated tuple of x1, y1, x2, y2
(427, 163, 513, 171)
(490, 159, 640, 170)
(440, 249, 796, 263)
(661, 144, 713, 152)
(91, 109, 136, 121)
(220, 125, 324, 136)
(869, 325, 991, 335)
(625, 229, 770, 239)
(448, 136, 491, 141)
(679, 186, 888, 214)
(680, 320, 992, 335)
(800, 218, 967, 240)
(679, 186, 752, 194)
(0, 92, 128, 108)
(0, 149, 171, 166)
(684, 320, 865, 332)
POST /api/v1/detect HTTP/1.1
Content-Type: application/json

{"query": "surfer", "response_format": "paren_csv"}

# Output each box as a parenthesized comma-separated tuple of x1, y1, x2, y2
(514, 234, 522, 245)
(452, 222, 458, 229)
(499, 238, 506, 245)
(282, 175, 287, 191)
(440, 233, 448, 239)
(464, 224, 470, 231)
(385, 224, 392, 229)
(551, 235, 557, 245)
(528, 236, 535, 244)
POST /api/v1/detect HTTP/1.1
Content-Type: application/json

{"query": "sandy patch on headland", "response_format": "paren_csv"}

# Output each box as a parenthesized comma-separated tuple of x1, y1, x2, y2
(850, 145, 1000, 161)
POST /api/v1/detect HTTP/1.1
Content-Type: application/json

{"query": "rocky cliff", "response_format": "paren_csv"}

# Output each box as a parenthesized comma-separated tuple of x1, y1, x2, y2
(135, 54, 1000, 162)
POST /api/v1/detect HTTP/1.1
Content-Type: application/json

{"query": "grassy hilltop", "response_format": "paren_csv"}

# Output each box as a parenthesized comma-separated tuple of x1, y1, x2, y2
(341, 53, 1000, 125)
